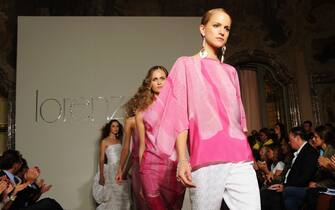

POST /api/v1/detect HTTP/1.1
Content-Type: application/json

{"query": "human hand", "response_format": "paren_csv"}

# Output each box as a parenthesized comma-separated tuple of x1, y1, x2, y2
(268, 184, 284, 192)
(0, 180, 8, 194)
(329, 156, 335, 170)
(99, 176, 105, 186)
(5, 183, 14, 195)
(13, 182, 29, 195)
(257, 161, 268, 172)
(318, 156, 331, 168)
(266, 173, 274, 184)
(331, 155, 335, 163)
(176, 160, 196, 188)
(309, 181, 318, 188)
(35, 179, 44, 188)
(253, 161, 259, 170)
(25, 167, 40, 183)
(115, 169, 123, 185)
(40, 183, 52, 194)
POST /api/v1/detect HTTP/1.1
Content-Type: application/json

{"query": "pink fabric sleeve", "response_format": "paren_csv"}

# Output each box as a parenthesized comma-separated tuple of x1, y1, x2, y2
(233, 69, 248, 133)
(144, 57, 189, 156)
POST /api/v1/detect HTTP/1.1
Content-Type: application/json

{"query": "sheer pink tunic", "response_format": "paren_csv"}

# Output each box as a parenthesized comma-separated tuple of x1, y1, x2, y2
(144, 56, 253, 170)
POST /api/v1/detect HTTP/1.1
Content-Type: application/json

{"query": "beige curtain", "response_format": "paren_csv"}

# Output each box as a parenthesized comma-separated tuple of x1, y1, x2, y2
(239, 70, 262, 133)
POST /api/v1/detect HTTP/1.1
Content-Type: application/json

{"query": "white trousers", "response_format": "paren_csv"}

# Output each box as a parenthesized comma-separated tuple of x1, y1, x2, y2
(190, 162, 260, 210)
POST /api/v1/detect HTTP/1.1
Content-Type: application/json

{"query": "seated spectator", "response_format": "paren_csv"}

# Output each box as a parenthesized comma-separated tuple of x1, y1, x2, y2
(0, 150, 30, 210)
(253, 127, 274, 151)
(309, 131, 318, 149)
(280, 136, 293, 165)
(261, 127, 319, 210)
(263, 144, 285, 186)
(303, 120, 314, 140)
(10, 158, 64, 210)
(0, 150, 64, 210)
(274, 122, 288, 145)
(254, 146, 270, 188)
(305, 125, 335, 210)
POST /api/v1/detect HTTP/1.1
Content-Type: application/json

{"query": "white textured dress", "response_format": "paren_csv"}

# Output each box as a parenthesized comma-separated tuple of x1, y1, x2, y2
(93, 144, 130, 210)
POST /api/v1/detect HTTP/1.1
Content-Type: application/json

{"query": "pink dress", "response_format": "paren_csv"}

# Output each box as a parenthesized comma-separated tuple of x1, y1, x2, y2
(144, 56, 253, 170)
(140, 108, 185, 210)
(130, 129, 149, 210)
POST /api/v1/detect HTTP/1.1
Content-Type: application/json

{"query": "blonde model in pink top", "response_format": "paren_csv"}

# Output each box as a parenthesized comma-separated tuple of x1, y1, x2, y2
(144, 8, 260, 210)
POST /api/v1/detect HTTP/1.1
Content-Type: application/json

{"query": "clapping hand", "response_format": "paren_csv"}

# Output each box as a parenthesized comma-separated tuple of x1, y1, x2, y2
(318, 156, 331, 168)
(0, 180, 8, 194)
(308, 181, 318, 188)
(13, 182, 29, 194)
(40, 183, 52, 194)
(24, 167, 40, 184)
(36, 179, 52, 194)
(329, 155, 335, 170)
(268, 184, 284, 192)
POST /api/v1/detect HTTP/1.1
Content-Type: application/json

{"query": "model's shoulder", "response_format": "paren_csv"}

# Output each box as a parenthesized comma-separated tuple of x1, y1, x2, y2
(174, 56, 194, 63)
(125, 116, 135, 123)
(125, 116, 136, 127)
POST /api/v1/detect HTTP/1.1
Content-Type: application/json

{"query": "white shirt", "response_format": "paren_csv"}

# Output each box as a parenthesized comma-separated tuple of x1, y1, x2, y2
(3, 170, 16, 185)
(271, 161, 285, 174)
(284, 141, 308, 184)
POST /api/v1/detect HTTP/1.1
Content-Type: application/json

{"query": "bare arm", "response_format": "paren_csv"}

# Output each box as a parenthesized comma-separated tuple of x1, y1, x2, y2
(99, 140, 106, 185)
(119, 117, 133, 171)
(115, 117, 133, 184)
(135, 112, 146, 164)
(176, 130, 195, 187)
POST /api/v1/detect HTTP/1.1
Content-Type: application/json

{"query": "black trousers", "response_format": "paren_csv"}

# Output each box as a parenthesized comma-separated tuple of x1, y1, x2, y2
(260, 188, 284, 210)
(19, 198, 64, 210)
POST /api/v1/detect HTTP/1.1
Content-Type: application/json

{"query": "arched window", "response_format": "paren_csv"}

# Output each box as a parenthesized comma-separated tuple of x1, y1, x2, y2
(227, 50, 301, 132)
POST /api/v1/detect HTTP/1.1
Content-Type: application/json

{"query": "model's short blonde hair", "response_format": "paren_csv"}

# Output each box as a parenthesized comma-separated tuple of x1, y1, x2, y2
(201, 8, 232, 25)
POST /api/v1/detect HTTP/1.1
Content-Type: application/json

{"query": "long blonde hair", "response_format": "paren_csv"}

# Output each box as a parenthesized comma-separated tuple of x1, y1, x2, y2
(123, 65, 168, 117)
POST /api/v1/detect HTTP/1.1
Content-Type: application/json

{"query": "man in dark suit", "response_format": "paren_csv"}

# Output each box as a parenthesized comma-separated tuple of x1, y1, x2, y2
(9, 158, 64, 210)
(282, 126, 319, 210)
(0, 150, 23, 185)
(0, 151, 63, 210)
(0, 150, 29, 209)
(261, 127, 319, 210)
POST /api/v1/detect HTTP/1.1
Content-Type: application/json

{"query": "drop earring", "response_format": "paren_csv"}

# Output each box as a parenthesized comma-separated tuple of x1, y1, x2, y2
(199, 37, 208, 58)
(221, 45, 226, 63)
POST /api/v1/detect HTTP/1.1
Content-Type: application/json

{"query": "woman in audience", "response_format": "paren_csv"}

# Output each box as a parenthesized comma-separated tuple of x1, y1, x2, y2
(262, 144, 285, 186)
(93, 119, 130, 210)
(274, 122, 288, 145)
(305, 125, 335, 210)
(253, 128, 274, 151)
(254, 145, 270, 188)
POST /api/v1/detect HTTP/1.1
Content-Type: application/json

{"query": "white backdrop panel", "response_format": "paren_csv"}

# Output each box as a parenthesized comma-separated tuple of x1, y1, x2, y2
(17, 16, 199, 210)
